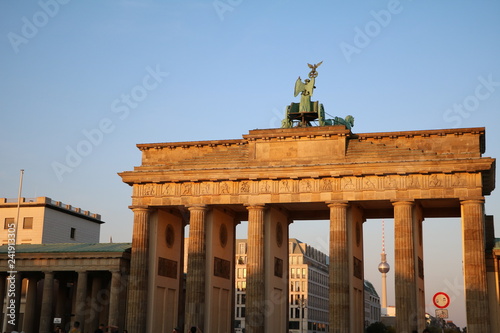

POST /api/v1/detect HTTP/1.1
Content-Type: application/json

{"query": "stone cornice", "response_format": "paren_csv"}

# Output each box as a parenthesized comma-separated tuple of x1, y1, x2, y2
(120, 158, 495, 184)
(137, 139, 245, 151)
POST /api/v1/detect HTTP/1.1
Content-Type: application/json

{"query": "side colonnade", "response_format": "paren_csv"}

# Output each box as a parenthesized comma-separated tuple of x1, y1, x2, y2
(0, 244, 130, 333)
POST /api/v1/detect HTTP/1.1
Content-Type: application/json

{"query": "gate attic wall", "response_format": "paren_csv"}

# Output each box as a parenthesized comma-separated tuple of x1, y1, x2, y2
(121, 126, 494, 212)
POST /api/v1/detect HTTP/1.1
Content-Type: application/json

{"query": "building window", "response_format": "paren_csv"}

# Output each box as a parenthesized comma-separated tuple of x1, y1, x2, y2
(23, 217, 33, 229)
(70, 227, 76, 239)
(4, 218, 14, 229)
(239, 242, 246, 254)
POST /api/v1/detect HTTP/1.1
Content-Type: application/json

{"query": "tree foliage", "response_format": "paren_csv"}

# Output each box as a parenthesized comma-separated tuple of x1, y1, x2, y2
(366, 322, 389, 333)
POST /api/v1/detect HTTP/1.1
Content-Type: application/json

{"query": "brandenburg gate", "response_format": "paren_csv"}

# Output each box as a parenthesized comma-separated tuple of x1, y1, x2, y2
(119, 125, 495, 333)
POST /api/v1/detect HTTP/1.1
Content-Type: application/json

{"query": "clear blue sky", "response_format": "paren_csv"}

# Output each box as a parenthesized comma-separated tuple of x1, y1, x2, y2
(1, 0, 500, 328)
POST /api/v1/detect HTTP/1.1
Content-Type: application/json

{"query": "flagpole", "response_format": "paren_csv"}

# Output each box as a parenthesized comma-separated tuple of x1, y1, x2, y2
(14, 169, 24, 245)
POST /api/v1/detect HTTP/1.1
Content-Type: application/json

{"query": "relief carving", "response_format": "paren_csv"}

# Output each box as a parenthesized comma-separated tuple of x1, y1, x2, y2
(260, 181, 271, 193)
(384, 176, 398, 189)
(407, 175, 420, 188)
(220, 182, 230, 194)
(429, 174, 442, 187)
(321, 178, 333, 191)
(200, 182, 212, 195)
(280, 180, 291, 193)
(146, 184, 156, 196)
(363, 178, 376, 190)
(300, 179, 312, 192)
(160, 184, 171, 195)
(240, 181, 250, 193)
(181, 183, 192, 195)
(343, 178, 355, 190)
(452, 174, 467, 187)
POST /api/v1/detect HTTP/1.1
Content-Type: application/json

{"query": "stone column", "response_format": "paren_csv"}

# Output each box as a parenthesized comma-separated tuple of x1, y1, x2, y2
(39, 271, 55, 333)
(88, 274, 101, 330)
(74, 270, 88, 331)
(55, 276, 68, 329)
(245, 204, 266, 333)
(126, 207, 150, 333)
(23, 275, 39, 333)
(461, 199, 491, 333)
(0, 274, 5, 331)
(328, 201, 350, 333)
(185, 205, 208, 332)
(393, 201, 418, 333)
(108, 270, 122, 327)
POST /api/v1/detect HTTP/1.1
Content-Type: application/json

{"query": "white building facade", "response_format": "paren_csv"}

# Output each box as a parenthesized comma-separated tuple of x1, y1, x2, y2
(0, 196, 102, 245)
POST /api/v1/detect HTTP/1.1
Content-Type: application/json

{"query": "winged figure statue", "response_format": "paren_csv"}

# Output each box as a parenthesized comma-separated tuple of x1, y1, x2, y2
(294, 76, 316, 112)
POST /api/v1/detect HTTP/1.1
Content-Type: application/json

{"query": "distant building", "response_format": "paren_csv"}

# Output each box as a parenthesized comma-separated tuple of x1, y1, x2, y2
(486, 214, 500, 333)
(364, 280, 381, 327)
(234, 238, 380, 332)
(0, 197, 103, 244)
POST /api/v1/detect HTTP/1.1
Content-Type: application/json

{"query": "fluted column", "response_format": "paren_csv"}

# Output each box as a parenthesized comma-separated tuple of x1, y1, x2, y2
(126, 206, 150, 333)
(74, 270, 88, 332)
(0, 274, 5, 331)
(185, 205, 208, 332)
(245, 204, 266, 333)
(328, 201, 350, 333)
(23, 275, 39, 333)
(39, 271, 55, 333)
(461, 199, 491, 333)
(108, 270, 122, 327)
(393, 201, 418, 333)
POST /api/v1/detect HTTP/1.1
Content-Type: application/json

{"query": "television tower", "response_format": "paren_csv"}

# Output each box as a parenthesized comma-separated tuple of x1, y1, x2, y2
(378, 220, 390, 315)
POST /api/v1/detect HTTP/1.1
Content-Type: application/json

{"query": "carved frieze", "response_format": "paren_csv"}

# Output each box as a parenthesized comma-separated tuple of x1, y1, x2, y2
(132, 173, 475, 198)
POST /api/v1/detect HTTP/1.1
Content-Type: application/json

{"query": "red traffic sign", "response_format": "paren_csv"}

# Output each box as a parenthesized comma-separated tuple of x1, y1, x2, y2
(433, 292, 450, 309)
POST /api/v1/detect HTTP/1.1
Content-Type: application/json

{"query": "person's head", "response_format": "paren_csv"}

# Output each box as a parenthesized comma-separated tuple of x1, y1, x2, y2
(74, 321, 80, 328)
(190, 327, 197, 333)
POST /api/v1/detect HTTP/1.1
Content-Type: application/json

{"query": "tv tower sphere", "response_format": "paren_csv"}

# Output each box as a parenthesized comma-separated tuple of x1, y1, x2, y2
(378, 261, 390, 274)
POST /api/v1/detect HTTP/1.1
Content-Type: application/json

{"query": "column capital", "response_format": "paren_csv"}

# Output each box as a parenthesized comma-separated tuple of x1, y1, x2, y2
(187, 204, 207, 211)
(391, 200, 414, 207)
(460, 197, 485, 205)
(245, 204, 266, 211)
(129, 205, 150, 212)
(326, 200, 349, 208)
(110, 269, 122, 274)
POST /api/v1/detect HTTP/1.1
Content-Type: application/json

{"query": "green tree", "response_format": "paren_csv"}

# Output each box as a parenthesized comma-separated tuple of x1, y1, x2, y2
(366, 322, 388, 333)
